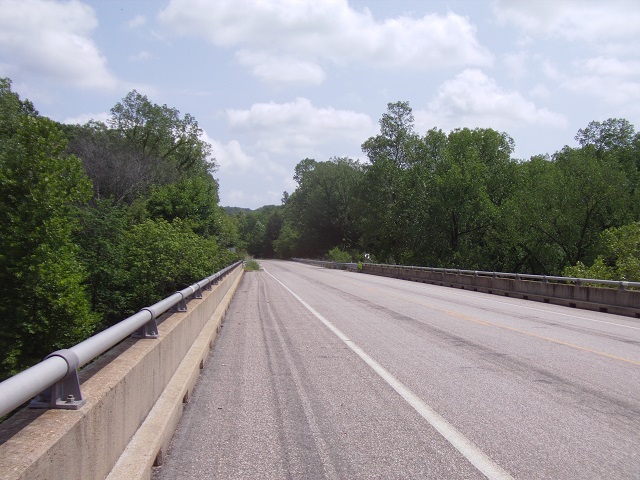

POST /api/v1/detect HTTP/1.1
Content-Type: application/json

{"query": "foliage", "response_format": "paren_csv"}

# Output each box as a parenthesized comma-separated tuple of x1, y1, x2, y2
(0, 79, 98, 378)
(236, 205, 284, 258)
(564, 222, 640, 282)
(285, 157, 364, 258)
(244, 259, 261, 271)
(245, 101, 640, 282)
(272, 223, 299, 259)
(327, 247, 352, 263)
(145, 174, 225, 239)
(116, 218, 232, 315)
(109, 90, 214, 174)
(0, 79, 238, 379)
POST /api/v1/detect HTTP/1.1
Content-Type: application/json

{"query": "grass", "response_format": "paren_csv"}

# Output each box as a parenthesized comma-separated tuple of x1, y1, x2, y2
(244, 259, 261, 271)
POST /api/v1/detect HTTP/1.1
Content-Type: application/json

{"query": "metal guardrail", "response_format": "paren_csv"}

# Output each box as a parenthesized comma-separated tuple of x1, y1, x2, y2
(293, 258, 640, 290)
(0, 261, 242, 419)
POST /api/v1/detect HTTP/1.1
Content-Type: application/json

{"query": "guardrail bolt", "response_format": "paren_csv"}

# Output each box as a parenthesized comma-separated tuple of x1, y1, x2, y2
(66, 394, 75, 403)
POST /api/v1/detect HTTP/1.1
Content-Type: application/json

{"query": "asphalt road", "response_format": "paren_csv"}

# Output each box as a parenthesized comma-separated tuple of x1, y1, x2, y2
(153, 260, 640, 479)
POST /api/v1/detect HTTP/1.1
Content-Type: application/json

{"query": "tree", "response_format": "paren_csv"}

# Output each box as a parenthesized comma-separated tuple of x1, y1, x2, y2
(0, 79, 97, 378)
(273, 223, 299, 259)
(285, 157, 364, 258)
(361, 101, 421, 168)
(509, 146, 631, 274)
(575, 118, 635, 153)
(564, 222, 640, 282)
(420, 128, 517, 268)
(145, 174, 225, 239)
(109, 90, 214, 174)
(117, 218, 231, 314)
(65, 121, 160, 204)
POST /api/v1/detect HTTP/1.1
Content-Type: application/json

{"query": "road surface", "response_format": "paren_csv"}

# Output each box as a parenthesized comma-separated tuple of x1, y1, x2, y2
(153, 260, 640, 479)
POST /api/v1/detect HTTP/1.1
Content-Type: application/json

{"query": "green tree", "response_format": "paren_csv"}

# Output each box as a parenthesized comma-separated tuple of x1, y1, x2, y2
(0, 79, 97, 377)
(361, 101, 421, 168)
(117, 218, 230, 314)
(145, 174, 224, 238)
(285, 157, 364, 258)
(564, 222, 640, 282)
(109, 90, 213, 174)
(509, 146, 631, 274)
(273, 223, 299, 259)
(406, 127, 517, 268)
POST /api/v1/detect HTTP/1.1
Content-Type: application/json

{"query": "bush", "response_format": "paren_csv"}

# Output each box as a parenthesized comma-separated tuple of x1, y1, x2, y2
(244, 259, 261, 271)
(327, 247, 352, 263)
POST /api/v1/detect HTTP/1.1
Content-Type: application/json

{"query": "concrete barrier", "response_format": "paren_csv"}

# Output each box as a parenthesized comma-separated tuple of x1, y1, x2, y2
(0, 265, 243, 480)
(362, 264, 640, 318)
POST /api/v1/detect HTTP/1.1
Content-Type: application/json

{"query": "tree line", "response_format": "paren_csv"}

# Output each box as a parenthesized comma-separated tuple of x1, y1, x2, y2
(0, 79, 238, 380)
(236, 101, 640, 284)
(3, 81, 639, 381)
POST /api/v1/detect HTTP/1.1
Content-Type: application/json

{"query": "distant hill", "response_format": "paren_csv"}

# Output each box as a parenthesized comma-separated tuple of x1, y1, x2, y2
(222, 205, 280, 216)
(222, 206, 252, 216)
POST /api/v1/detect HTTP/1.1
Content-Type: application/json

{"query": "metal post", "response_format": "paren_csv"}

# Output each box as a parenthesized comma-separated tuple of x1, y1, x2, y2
(132, 308, 159, 338)
(30, 350, 85, 410)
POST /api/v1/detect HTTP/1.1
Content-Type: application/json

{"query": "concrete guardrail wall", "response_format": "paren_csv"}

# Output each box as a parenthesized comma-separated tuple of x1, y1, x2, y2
(0, 264, 244, 480)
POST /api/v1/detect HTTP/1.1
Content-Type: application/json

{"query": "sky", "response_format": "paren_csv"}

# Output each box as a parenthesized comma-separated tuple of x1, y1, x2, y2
(1, 0, 639, 209)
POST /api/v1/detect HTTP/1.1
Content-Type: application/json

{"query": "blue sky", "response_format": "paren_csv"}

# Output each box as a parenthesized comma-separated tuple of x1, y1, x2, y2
(1, 0, 639, 208)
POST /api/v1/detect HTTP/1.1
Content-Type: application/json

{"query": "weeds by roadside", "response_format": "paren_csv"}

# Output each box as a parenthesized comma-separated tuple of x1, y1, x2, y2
(244, 259, 261, 271)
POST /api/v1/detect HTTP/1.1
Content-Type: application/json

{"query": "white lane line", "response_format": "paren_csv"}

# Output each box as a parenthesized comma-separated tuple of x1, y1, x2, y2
(264, 268, 514, 480)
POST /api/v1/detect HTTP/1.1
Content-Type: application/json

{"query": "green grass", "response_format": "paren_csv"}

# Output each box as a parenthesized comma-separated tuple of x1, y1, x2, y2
(244, 259, 261, 271)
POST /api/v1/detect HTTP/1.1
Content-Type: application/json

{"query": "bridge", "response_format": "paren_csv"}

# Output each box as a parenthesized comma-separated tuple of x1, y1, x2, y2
(1, 260, 640, 479)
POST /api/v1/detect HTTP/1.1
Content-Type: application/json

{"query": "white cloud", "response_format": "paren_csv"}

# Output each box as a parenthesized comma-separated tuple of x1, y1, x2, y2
(158, 0, 493, 84)
(0, 0, 118, 89)
(577, 57, 640, 78)
(129, 51, 152, 62)
(493, 0, 640, 43)
(235, 51, 326, 85)
(210, 139, 256, 173)
(529, 83, 551, 99)
(128, 14, 147, 28)
(416, 69, 567, 131)
(226, 97, 376, 155)
(562, 74, 640, 105)
(544, 56, 640, 105)
(503, 51, 529, 80)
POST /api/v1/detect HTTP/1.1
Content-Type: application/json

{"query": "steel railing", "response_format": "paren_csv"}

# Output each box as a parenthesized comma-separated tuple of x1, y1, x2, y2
(0, 261, 242, 418)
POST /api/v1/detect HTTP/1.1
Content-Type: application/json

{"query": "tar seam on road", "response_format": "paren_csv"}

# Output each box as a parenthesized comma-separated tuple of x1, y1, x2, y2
(260, 281, 341, 480)
(264, 267, 514, 480)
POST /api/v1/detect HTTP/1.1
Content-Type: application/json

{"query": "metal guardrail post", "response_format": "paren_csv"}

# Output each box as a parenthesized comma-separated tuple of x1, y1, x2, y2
(133, 308, 159, 338)
(173, 291, 188, 312)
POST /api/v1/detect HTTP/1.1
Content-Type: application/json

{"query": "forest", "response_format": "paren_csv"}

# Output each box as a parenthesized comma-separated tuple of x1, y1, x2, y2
(2, 78, 639, 381)
(236, 101, 640, 284)
(0, 79, 238, 380)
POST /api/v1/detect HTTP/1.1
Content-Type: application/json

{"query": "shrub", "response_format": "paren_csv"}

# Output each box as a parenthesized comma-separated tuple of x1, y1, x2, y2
(327, 247, 352, 263)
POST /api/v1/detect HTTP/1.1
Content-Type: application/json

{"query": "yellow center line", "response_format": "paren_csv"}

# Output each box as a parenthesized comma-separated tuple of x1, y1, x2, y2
(339, 279, 640, 367)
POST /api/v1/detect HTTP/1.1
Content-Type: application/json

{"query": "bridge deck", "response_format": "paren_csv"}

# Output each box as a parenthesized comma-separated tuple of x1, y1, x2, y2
(152, 260, 640, 480)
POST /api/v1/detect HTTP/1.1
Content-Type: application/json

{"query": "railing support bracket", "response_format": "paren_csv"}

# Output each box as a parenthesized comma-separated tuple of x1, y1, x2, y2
(133, 308, 159, 338)
(29, 349, 85, 410)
